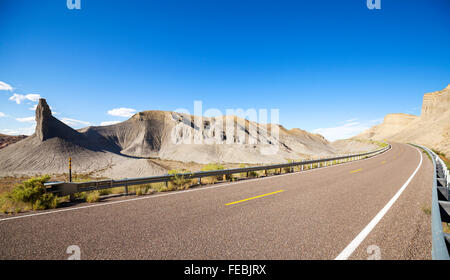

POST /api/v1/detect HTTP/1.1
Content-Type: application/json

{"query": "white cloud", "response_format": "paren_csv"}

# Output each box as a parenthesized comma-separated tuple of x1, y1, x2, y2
(25, 94, 41, 102)
(15, 116, 36, 123)
(9, 93, 41, 104)
(107, 108, 136, 118)
(0, 112, 6, 117)
(345, 118, 358, 123)
(100, 120, 121, 126)
(313, 119, 382, 141)
(61, 118, 91, 127)
(1, 126, 35, 136)
(9, 93, 27, 104)
(0, 81, 13, 91)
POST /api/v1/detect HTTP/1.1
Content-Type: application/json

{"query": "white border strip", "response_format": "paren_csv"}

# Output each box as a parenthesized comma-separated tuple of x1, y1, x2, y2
(0, 145, 392, 223)
(334, 146, 422, 260)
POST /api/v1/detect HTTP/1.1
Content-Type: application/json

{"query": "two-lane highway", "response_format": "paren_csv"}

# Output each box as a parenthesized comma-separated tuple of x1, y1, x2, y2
(0, 143, 432, 259)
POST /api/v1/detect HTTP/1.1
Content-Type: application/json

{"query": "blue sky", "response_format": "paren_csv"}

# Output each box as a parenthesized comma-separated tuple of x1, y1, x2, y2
(0, 0, 449, 140)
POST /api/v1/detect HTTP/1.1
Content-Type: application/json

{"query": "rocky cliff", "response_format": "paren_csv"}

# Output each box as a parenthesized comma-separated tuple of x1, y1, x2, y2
(356, 84, 450, 155)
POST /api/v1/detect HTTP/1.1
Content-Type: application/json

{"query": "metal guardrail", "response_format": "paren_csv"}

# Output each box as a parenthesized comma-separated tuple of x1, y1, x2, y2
(412, 144, 450, 260)
(45, 144, 390, 197)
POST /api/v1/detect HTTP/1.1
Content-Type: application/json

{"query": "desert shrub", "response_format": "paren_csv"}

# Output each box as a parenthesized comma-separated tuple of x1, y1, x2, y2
(74, 192, 87, 201)
(10, 175, 50, 204)
(444, 223, 450, 234)
(168, 169, 192, 190)
(0, 194, 18, 214)
(283, 159, 295, 173)
(432, 149, 445, 157)
(238, 164, 247, 178)
(86, 191, 100, 203)
(268, 168, 281, 175)
(135, 184, 152, 196)
(238, 164, 259, 178)
(151, 182, 168, 192)
(158, 186, 169, 192)
(34, 193, 58, 210)
(283, 166, 292, 173)
(201, 163, 225, 171)
(146, 188, 156, 195)
(200, 163, 226, 183)
(99, 189, 112, 196)
(135, 187, 145, 196)
(8, 175, 58, 210)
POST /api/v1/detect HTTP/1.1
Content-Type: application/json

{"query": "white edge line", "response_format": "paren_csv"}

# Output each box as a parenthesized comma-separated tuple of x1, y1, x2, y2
(0, 145, 392, 223)
(334, 146, 423, 260)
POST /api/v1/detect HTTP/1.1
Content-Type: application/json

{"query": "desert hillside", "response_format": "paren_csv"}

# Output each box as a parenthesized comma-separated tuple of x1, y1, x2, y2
(0, 99, 377, 179)
(356, 84, 450, 155)
(0, 134, 26, 149)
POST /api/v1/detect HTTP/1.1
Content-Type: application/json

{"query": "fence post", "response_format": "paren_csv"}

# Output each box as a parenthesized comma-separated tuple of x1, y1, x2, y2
(69, 157, 72, 182)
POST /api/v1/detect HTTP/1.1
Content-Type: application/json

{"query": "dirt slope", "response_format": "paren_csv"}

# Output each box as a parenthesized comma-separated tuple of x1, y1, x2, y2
(0, 134, 26, 149)
(0, 99, 166, 178)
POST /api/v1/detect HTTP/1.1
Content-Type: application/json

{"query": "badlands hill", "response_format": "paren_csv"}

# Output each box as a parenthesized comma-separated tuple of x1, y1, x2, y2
(0, 99, 376, 179)
(0, 134, 26, 149)
(356, 84, 450, 155)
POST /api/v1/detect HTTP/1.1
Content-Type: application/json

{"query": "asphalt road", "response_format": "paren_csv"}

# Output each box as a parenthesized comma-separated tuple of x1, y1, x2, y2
(0, 143, 432, 260)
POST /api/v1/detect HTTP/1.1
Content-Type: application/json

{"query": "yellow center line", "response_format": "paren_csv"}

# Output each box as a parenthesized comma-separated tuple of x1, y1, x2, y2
(225, 190, 285, 206)
(381, 161, 386, 164)
(350, 168, 362, 174)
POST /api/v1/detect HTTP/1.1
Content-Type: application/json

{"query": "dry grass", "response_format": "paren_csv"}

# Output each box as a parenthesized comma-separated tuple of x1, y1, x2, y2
(422, 205, 431, 216)
(443, 223, 450, 234)
(437, 154, 450, 170)
(86, 191, 100, 203)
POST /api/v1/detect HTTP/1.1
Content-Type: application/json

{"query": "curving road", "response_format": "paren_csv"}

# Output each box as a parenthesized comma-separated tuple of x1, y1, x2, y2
(0, 143, 432, 260)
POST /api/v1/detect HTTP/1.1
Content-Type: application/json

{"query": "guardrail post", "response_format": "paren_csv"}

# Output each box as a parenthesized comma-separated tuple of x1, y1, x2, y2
(198, 177, 202, 186)
(69, 157, 72, 182)
(125, 184, 128, 196)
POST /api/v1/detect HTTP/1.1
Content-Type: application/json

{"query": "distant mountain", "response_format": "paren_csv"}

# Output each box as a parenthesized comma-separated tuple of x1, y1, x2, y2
(0, 99, 376, 178)
(0, 134, 27, 149)
(356, 84, 450, 155)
